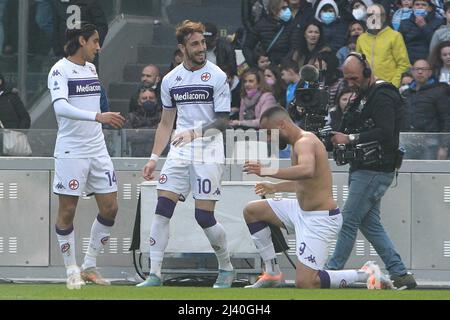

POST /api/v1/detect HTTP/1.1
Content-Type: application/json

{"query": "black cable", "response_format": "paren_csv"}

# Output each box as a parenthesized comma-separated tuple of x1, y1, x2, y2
(132, 249, 146, 280)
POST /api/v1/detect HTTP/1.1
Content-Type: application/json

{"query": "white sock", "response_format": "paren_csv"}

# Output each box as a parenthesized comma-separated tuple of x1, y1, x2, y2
(326, 270, 360, 288)
(56, 227, 78, 277)
(81, 216, 113, 271)
(149, 214, 170, 277)
(251, 227, 280, 274)
(203, 223, 233, 271)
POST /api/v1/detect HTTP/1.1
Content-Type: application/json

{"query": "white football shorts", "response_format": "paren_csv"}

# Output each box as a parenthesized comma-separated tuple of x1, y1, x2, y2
(53, 155, 118, 196)
(267, 198, 342, 270)
(157, 158, 223, 201)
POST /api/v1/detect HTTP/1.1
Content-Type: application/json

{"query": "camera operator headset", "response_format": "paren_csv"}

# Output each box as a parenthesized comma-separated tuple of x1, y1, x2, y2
(331, 52, 405, 173)
(326, 52, 416, 290)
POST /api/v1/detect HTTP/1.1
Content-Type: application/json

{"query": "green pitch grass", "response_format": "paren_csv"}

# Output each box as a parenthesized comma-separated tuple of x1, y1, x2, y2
(1, 284, 450, 300)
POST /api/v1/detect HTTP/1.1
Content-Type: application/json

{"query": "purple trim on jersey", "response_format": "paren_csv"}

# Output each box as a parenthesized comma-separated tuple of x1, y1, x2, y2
(97, 214, 115, 227)
(318, 270, 331, 288)
(68, 79, 101, 97)
(329, 208, 340, 216)
(247, 221, 269, 235)
(155, 196, 176, 219)
(170, 85, 214, 105)
(55, 224, 74, 236)
(194, 208, 217, 229)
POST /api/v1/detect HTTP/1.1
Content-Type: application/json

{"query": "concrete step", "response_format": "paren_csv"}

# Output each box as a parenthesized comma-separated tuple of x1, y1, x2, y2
(137, 45, 177, 65)
(123, 63, 170, 82)
(151, 24, 177, 46)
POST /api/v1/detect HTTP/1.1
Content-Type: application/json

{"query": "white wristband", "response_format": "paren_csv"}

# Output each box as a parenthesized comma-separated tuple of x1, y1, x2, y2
(150, 153, 159, 162)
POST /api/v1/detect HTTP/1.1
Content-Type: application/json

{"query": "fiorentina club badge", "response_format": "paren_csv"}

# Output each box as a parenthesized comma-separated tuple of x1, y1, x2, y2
(201, 72, 211, 82)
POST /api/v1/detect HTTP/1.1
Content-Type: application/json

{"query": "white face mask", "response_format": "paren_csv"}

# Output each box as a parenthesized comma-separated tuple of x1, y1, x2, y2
(352, 7, 367, 21)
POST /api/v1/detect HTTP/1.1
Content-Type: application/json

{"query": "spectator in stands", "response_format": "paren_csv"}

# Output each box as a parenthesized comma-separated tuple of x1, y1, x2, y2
(399, 70, 414, 95)
(337, 35, 358, 67)
(243, 0, 297, 67)
(314, 0, 349, 52)
(429, 1, 450, 53)
(292, 21, 331, 67)
(356, 4, 411, 87)
(124, 87, 162, 157)
(229, 69, 276, 129)
(35, 0, 53, 55)
(289, 0, 314, 31)
(264, 64, 287, 106)
(52, 0, 108, 70)
(429, 40, 450, 84)
(308, 50, 344, 110)
(129, 64, 161, 113)
(399, 0, 443, 64)
(168, 48, 184, 72)
(204, 22, 237, 76)
(242, 0, 270, 34)
(0, 73, 30, 130)
(256, 50, 272, 70)
(351, 0, 373, 22)
(391, 0, 413, 30)
(402, 59, 450, 159)
(280, 59, 301, 108)
(336, 21, 366, 66)
(328, 85, 354, 130)
(221, 64, 242, 121)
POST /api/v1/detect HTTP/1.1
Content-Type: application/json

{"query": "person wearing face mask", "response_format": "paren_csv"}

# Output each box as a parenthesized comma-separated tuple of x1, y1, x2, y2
(314, 0, 349, 52)
(243, 0, 298, 68)
(351, 0, 373, 22)
(356, 4, 411, 87)
(229, 69, 277, 129)
(124, 87, 162, 157)
(399, 0, 443, 64)
(391, 0, 414, 31)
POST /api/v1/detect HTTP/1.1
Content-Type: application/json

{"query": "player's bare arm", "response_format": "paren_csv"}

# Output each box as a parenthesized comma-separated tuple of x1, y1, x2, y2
(254, 181, 297, 196)
(172, 112, 229, 147)
(244, 137, 316, 180)
(143, 108, 176, 180)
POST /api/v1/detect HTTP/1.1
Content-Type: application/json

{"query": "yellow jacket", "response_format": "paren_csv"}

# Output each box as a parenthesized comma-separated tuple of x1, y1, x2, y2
(356, 27, 410, 87)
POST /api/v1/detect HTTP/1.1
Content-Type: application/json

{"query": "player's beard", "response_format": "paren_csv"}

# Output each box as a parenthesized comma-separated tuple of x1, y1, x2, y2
(186, 49, 206, 66)
(278, 133, 289, 151)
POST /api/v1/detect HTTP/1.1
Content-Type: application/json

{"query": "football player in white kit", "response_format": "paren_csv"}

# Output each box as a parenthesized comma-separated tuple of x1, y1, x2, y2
(47, 24, 125, 289)
(243, 107, 393, 290)
(137, 20, 234, 288)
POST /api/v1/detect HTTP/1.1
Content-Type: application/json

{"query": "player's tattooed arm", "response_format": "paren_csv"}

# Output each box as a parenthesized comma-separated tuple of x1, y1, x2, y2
(172, 112, 229, 147)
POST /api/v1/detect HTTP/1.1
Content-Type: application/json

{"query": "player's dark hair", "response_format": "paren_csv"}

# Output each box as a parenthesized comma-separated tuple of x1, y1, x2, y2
(260, 106, 290, 122)
(64, 23, 98, 57)
(175, 20, 205, 45)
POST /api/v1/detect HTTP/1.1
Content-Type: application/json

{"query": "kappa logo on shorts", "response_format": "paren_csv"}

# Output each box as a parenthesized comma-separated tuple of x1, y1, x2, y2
(149, 237, 156, 246)
(201, 72, 211, 82)
(69, 179, 79, 190)
(61, 243, 70, 253)
(159, 174, 168, 184)
(304, 255, 317, 265)
(213, 188, 221, 196)
(101, 236, 110, 245)
(339, 279, 348, 288)
(55, 182, 65, 190)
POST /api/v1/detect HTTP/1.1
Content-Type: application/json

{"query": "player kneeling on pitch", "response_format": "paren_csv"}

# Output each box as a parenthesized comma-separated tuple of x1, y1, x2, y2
(243, 107, 393, 289)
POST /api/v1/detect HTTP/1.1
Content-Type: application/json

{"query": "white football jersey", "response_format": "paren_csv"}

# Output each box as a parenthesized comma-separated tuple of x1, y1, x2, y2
(48, 58, 108, 158)
(161, 61, 231, 162)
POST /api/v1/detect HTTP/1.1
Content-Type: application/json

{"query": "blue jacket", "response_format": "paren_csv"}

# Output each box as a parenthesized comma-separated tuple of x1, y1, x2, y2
(399, 11, 443, 64)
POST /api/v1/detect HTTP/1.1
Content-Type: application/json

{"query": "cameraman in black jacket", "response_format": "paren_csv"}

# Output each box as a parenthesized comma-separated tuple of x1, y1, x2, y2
(325, 52, 417, 290)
